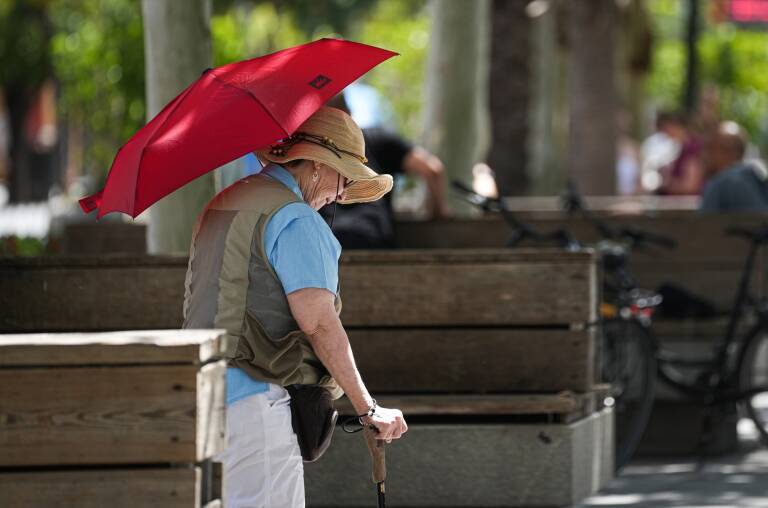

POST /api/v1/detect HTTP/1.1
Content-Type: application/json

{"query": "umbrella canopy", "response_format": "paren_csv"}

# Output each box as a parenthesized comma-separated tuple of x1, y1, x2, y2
(79, 38, 397, 218)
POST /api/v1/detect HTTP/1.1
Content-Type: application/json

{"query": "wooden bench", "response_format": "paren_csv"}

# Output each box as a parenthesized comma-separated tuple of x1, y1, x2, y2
(0, 251, 598, 394)
(0, 249, 610, 506)
(0, 330, 229, 508)
(396, 213, 768, 455)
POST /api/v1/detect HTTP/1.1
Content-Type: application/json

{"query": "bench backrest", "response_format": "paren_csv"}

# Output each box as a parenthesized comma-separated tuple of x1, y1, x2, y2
(1, 250, 597, 393)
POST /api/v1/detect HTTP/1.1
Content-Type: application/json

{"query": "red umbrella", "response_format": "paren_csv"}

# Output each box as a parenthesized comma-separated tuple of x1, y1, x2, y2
(79, 39, 397, 218)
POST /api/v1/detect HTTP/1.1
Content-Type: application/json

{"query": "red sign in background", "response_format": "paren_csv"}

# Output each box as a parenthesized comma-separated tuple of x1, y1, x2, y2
(730, 0, 768, 23)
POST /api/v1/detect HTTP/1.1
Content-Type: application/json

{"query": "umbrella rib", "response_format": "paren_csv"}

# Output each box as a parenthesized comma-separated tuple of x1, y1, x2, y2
(207, 72, 291, 139)
(131, 81, 199, 217)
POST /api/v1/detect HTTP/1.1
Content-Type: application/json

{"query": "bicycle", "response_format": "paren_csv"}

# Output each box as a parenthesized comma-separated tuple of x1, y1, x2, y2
(453, 181, 768, 471)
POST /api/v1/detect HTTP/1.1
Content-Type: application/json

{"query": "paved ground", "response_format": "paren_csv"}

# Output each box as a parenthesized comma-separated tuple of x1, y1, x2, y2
(576, 423, 768, 508)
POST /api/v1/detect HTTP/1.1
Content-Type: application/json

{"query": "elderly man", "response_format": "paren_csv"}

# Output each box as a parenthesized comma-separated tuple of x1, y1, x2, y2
(183, 107, 407, 507)
(700, 121, 768, 212)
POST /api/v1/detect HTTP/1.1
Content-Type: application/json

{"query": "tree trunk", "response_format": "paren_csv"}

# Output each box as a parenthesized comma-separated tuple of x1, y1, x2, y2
(568, 0, 617, 195)
(141, 0, 214, 254)
(682, 0, 700, 113)
(487, 0, 530, 197)
(528, 1, 568, 195)
(422, 0, 491, 214)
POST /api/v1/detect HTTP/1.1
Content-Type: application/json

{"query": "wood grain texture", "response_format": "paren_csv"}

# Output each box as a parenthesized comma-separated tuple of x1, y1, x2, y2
(395, 215, 768, 310)
(0, 260, 188, 332)
(0, 363, 224, 466)
(333, 393, 592, 416)
(0, 467, 202, 508)
(396, 214, 768, 262)
(0, 250, 596, 331)
(61, 222, 147, 255)
(348, 328, 594, 392)
(340, 255, 596, 327)
(196, 361, 226, 461)
(0, 330, 230, 366)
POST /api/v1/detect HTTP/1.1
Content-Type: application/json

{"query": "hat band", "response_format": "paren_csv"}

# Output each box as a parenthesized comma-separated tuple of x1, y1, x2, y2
(269, 132, 368, 165)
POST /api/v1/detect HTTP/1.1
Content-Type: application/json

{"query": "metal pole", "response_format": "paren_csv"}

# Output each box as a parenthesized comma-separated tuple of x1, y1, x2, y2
(683, 0, 700, 113)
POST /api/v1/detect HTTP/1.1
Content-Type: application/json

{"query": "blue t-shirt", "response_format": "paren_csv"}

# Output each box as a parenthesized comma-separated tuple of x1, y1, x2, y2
(226, 164, 341, 405)
(700, 162, 768, 212)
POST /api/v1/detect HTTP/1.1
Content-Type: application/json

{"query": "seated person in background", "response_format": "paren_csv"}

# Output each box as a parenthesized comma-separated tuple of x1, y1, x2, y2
(639, 111, 686, 193)
(319, 95, 449, 249)
(658, 114, 705, 196)
(700, 121, 768, 212)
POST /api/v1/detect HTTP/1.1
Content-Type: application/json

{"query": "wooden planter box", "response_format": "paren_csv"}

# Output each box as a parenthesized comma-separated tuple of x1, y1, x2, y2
(0, 330, 229, 508)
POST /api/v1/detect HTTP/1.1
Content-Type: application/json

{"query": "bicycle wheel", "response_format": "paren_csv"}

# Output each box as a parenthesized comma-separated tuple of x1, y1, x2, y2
(601, 318, 657, 470)
(738, 324, 768, 444)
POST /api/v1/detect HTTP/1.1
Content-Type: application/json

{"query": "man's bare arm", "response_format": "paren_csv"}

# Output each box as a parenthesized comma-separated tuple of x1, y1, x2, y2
(287, 287, 407, 441)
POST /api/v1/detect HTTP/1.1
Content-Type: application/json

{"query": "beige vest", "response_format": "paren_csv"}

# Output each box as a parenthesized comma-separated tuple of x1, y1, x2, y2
(183, 174, 342, 398)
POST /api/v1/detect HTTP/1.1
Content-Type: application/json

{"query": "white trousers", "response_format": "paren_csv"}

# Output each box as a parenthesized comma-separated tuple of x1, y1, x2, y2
(215, 384, 305, 508)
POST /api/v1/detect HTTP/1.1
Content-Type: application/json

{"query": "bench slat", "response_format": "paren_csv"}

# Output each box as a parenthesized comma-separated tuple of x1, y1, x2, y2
(0, 468, 200, 508)
(0, 361, 225, 467)
(0, 250, 596, 331)
(340, 257, 596, 326)
(333, 392, 596, 416)
(349, 328, 594, 392)
(0, 330, 230, 366)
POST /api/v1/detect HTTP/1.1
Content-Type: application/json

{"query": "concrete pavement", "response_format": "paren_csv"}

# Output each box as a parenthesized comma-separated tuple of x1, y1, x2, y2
(576, 421, 768, 508)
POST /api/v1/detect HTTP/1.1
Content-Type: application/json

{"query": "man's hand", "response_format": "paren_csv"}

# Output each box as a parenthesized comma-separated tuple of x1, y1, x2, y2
(363, 406, 408, 443)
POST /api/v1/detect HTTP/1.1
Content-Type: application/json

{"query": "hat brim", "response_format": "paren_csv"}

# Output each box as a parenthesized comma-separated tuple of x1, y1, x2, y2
(256, 144, 393, 204)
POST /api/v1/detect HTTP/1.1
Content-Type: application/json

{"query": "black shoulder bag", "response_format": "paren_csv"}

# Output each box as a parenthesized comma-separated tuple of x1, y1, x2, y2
(286, 384, 338, 462)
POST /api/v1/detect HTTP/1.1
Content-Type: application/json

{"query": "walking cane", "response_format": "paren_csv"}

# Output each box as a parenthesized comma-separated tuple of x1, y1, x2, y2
(363, 425, 386, 508)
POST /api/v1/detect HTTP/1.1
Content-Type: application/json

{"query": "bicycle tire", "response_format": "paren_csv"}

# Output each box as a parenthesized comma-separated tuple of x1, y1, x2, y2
(602, 318, 657, 470)
(737, 323, 768, 444)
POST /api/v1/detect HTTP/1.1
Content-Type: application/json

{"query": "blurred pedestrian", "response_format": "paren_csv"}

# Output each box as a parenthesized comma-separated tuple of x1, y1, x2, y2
(639, 111, 686, 193)
(700, 121, 768, 212)
(658, 114, 705, 196)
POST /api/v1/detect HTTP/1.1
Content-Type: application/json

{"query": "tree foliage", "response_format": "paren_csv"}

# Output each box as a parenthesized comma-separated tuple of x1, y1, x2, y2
(647, 0, 768, 153)
(49, 0, 145, 183)
(1, 0, 430, 184)
(356, 0, 430, 139)
(0, 0, 52, 90)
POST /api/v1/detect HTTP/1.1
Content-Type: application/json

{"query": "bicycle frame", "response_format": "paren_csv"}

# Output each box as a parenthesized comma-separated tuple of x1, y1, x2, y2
(656, 234, 768, 401)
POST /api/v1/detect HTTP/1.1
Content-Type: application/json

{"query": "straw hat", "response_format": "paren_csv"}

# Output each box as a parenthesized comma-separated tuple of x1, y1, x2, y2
(257, 106, 393, 204)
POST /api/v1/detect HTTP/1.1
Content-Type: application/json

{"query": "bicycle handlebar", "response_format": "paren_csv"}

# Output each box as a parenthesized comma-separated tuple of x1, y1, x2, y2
(561, 181, 677, 250)
(451, 180, 580, 250)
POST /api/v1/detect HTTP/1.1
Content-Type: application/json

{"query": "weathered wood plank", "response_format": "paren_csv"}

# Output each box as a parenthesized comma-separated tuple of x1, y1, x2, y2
(196, 362, 226, 462)
(0, 330, 230, 366)
(61, 222, 147, 255)
(0, 262, 188, 332)
(396, 214, 767, 259)
(0, 467, 204, 508)
(0, 362, 225, 466)
(501, 194, 700, 214)
(340, 248, 595, 264)
(395, 215, 768, 311)
(349, 328, 594, 392)
(0, 249, 596, 331)
(333, 392, 594, 417)
(340, 258, 596, 327)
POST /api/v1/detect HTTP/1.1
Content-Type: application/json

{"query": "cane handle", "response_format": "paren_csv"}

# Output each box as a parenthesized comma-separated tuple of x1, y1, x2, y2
(363, 425, 387, 484)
